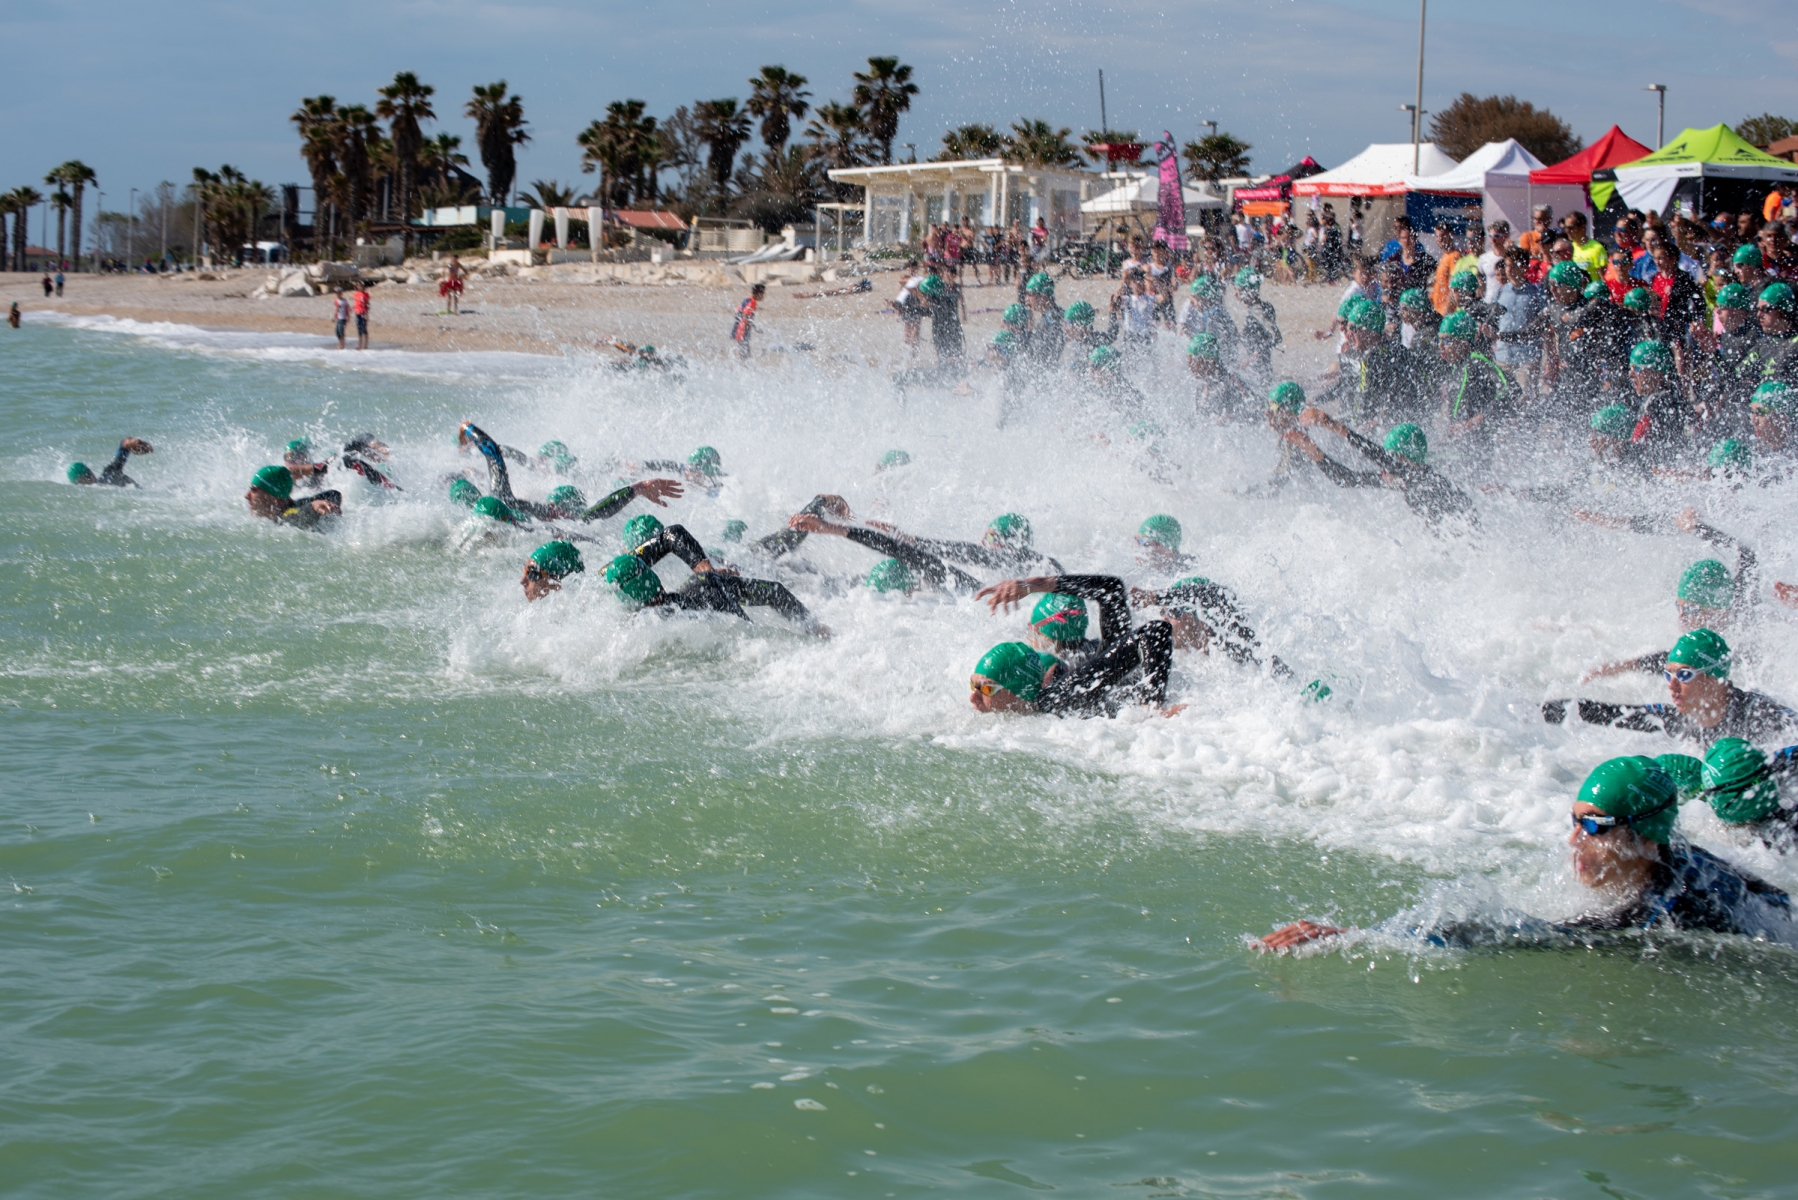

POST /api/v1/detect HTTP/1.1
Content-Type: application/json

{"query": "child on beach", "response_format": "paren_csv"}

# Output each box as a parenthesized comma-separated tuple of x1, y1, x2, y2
(732, 283, 765, 361)
(332, 288, 350, 349)
(353, 284, 371, 350)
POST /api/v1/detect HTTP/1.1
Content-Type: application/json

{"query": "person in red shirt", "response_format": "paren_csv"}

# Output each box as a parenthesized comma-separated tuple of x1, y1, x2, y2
(732, 282, 765, 360)
(352, 285, 371, 350)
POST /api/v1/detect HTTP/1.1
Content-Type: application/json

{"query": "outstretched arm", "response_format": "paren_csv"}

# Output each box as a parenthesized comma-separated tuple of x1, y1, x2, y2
(581, 478, 684, 521)
(635, 524, 715, 573)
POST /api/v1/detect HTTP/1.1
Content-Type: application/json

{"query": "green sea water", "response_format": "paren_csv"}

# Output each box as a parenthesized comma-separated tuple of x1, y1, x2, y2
(4, 315, 1797, 1198)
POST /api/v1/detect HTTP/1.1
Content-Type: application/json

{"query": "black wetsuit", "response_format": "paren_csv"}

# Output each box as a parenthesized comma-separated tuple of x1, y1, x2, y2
(94, 442, 140, 487)
(928, 287, 965, 364)
(635, 523, 815, 628)
(341, 453, 399, 490)
(278, 490, 343, 532)
(1026, 312, 1065, 370)
(1037, 619, 1174, 718)
(1543, 685, 1798, 750)
(1237, 298, 1282, 386)
(843, 528, 981, 593)
(1603, 521, 1756, 678)
(463, 424, 553, 519)
(1310, 424, 1477, 527)
(1145, 578, 1291, 677)
(1318, 340, 1422, 423)
(912, 537, 1062, 576)
(1034, 574, 1134, 669)
(1740, 330, 1798, 388)
(576, 484, 651, 522)
(1192, 371, 1260, 423)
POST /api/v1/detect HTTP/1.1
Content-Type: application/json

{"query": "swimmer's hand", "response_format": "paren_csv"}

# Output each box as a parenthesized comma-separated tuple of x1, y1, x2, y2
(788, 512, 850, 536)
(122, 438, 153, 454)
(1296, 406, 1336, 431)
(1129, 586, 1158, 608)
(1675, 506, 1699, 533)
(1256, 920, 1344, 952)
(1159, 704, 1188, 718)
(1776, 581, 1798, 610)
(633, 478, 683, 507)
(1579, 660, 1633, 685)
(308, 498, 339, 516)
(976, 577, 1055, 614)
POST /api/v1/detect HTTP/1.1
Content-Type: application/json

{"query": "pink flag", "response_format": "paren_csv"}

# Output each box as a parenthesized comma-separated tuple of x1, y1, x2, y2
(1153, 132, 1188, 252)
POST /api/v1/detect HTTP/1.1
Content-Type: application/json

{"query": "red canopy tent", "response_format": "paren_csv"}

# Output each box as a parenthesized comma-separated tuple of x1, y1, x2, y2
(1514, 126, 1652, 231)
(1529, 126, 1653, 185)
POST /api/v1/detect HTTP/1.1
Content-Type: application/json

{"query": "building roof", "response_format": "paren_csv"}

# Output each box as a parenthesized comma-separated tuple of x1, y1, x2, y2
(828, 158, 1096, 185)
(607, 210, 687, 231)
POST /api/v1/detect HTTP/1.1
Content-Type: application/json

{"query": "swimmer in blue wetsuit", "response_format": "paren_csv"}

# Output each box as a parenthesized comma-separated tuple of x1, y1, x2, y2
(67, 438, 153, 487)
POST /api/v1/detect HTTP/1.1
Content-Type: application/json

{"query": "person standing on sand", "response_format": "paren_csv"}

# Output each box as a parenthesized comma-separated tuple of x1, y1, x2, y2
(42, 274, 53, 297)
(332, 287, 350, 349)
(441, 256, 466, 315)
(353, 284, 371, 350)
(732, 282, 765, 361)
(54, 270, 65, 297)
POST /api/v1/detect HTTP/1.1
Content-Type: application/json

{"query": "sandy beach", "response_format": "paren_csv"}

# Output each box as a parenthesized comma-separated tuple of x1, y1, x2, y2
(1, 265, 1350, 381)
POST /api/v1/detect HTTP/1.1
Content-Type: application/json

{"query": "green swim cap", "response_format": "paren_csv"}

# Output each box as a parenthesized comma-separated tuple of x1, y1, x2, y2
(1233, 267, 1262, 291)
(1582, 281, 1608, 300)
(605, 553, 663, 605)
(1655, 752, 1705, 799)
(1578, 756, 1679, 844)
(1127, 419, 1163, 442)
(448, 478, 481, 507)
(687, 446, 722, 475)
(1303, 679, 1333, 702)
(878, 449, 911, 469)
(251, 464, 294, 499)
(285, 438, 311, 458)
(1003, 303, 1029, 327)
(1715, 282, 1751, 310)
(1025, 271, 1055, 295)
(1030, 592, 1088, 641)
(475, 495, 522, 524)
(917, 274, 946, 298)
(985, 513, 1032, 549)
(1630, 339, 1673, 372)
(547, 484, 586, 511)
(1138, 514, 1182, 551)
(1589, 404, 1635, 439)
(722, 519, 747, 543)
(1667, 628, 1730, 679)
(1450, 269, 1481, 295)
(1189, 275, 1221, 298)
(1622, 287, 1654, 313)
(66, 462, 94, 484)
(1702, 738, 1781, 824)
(1677, 559, 1733, 610)
(1548, 261, 1588, 289)
(1708, 437, 1752, 472)
(866, 557, 915, 593)
(1088, 345, 1122, 371)
(529, 540, 584, 579)
(622, 513, 664, 552)
(1733, 244, 1762, 267)
(1398, 287, 1430, 310)
(1348, 298, 1386, 331)
(1064, 301, 1097, 326)
(992, 329, 1018, 350)
(1383, 423, 1427, 464)
(1268, 381, 1306, 412)
(1751, 380, 1797, 416)
(540, 440, 577, 470)
(1187, 332, 1221, 359)
(973, 641, 1057, 703)
(1759, 282, 1796, 311)
(1439, 311, 1476, 341)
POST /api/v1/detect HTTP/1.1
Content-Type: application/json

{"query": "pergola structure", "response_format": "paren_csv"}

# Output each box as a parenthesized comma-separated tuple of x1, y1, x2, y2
(826, 159, 1101, 249)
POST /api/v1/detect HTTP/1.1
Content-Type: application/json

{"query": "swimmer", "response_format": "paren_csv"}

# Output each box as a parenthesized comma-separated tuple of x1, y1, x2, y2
(283, 438, 330, 485)
(1699, 738, 1798, 847)
(785, 511, 981, 594)
(539, 477, 684, 522)
(1133, 576, 1291, 677)
(978, 573, 1138, 670)
(1134, 515, 1198, 574)
(340, 433, 400, 490)
(1286, 411, 1477, 528)
(603, 521, 822, 633)
(966, 610, 1182, 720)
(1259, 756, 1790, 949)
(67, 437, 153, 487)
(456, 422, 556, 519)
(244, 465, 341, 531)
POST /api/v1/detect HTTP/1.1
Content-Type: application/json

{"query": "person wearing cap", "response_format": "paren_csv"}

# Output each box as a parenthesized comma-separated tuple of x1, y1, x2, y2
(339, 433, 400, 490)
(1022, 272, 1064, 369)
(1231, 267, 1282, 390)
(1579, 546, 1756, 684)
(1177, 275, 1240, 366)
(1186, 332, 1257, 422)
(1618, 338, 1691, 462)
(244, 465, 341, 531)
(783, 510, 981, 594)
(282, 438, 330, 485)
(1546, 628, 1798, 749)
(978, 572, 1137, 671)
(1699, 738, 1798, 846)
(1434, 310, 1515, 453)
(1258, 756, 1791, 951)
(1476, 220, 1511, 299)
(1286, 409, 1476, 528)
(1697, 282, 1762, 411)
(1133, 514, 1197, 573)
(1084, 345, 1148, 416)
(1745, 380, 1797, 460)
(1060, 301, 1111, 359)
(1732, 243, 1771, 303)
(520, 539, 585, 602)
(455, 421, 555, 518)
(1395, 287, 1439, 356)
(601, 527, 822, 633)
(922, 269, 965, 374)
(896, 511, 1063, 576)
(1743, 282, 1798, 387)
(66, 438, 153, 487)
(967, 600, 1180, 720)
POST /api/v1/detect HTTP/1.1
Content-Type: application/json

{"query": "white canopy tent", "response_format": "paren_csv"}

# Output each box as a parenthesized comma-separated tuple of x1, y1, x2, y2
(1402, 138, 1567, 234)
(1079, 174, 1225, 214)
(1292, 143, 1458, 197)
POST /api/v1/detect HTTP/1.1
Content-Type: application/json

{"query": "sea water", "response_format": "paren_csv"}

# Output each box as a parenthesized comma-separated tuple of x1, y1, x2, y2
(3, 313, 1797, 1198)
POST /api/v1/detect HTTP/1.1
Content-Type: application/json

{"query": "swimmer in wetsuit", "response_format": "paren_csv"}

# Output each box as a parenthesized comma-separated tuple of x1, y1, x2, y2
(600, 521, 823, 634)
(67, 438, 153, 486)
(977, 573, 1137, 670)
(244, 465, 341, 531)
(1133, 575, 1293, 678)
(966, 612, 1181, 720)
(1285, 409, 1477, 528)
(457, 422, 550, 516)
(1697, 738, 1798, 849)
(785, 511, 982, 593)
(539, 477, 685, 522)
(283, 439, 331, 486)
(339, 433, 401, 490)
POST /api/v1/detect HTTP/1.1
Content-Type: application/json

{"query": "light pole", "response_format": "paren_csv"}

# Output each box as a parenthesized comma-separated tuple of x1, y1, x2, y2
(129, 187, 137, 266)
(1412, 0, 1428, 171)
(1644, 84, 1666, 149)
(1399, 104, 1423, 144)
(1201, 120, 1217, 140)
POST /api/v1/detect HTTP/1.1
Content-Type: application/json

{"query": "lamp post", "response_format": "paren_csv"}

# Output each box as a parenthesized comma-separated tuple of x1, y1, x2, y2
(129, 187, 137, 266)
(1413, 0, 1427, 172)
(1201, 120, 1217, 139)
(1399, 104, 1421, 144)
(1644, 84, 1666, 149)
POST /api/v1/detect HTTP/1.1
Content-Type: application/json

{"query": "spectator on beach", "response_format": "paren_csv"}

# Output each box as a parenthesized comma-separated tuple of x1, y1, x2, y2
(733, 282, 765, 360)
(42, 274, 53, 297)
(1562, 211, 1608, 284)
(332, 287, 350, 350)
(352, 283, 371, 350)
(440, 255, 466, 315)
(1477, 221, 1511, 300)
(8, 301, 19, 329)
(54, 270, 65, 296)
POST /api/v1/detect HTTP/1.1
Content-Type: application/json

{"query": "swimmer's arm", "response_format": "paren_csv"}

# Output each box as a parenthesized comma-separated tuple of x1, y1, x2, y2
(1049, 575, 1132, 645)
(581, 478, 683, 521)
(635, 525, 714, 573)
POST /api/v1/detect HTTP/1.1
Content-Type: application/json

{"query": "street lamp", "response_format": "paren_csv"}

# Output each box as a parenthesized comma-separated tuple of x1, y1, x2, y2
(1399, 104, 1426, 144)
(1201, 120, 1217, 139)
(1644, 84, 1666, 149)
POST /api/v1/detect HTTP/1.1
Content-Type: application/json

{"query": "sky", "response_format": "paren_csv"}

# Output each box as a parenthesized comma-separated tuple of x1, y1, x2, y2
(2, 0, 1793, 216)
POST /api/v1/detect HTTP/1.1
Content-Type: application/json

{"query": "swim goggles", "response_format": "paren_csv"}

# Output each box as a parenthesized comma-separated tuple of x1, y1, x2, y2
(1572, 794, 1675, 836)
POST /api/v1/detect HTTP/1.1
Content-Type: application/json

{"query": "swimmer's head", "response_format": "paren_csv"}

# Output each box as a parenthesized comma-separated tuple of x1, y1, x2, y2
(623, 514, 664, 552)
(67, 462, 96, 485)
(605, 553, 664, 606)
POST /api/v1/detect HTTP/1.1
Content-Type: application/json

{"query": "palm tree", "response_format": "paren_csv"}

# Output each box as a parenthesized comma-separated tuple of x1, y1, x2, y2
(466, 81, 530, 204)
(745, 66, 811, 156)
(338, 104, 379, 239)
(804, 102, 869, 200)
(44, 167, 71, 263)
(693, 99, 752, 209)
(519, 179, 578, 209)
(8, 186, 44, 270)
(1182, 133, 1252, 183)
(55, 161, 97, 270)
(376, 71, 436, 247)
(732, 144, 822, 233)
(292, 95, 342, 259)
(936, 123, 1004, 161)
(1004, 120, 1082, 168)
(851, 57, 918, 166)
(416, 132, 475, 209)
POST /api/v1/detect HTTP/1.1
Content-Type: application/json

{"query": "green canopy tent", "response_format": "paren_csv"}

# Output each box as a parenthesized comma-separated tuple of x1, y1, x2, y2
(1601, 124, 1798, 216)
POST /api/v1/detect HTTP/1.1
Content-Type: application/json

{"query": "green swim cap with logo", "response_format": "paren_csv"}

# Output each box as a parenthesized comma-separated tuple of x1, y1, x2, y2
(1758, 281, 1796, 311)
(1589, 404, 1635, 439)
(1677, 559, 1733, 610)
(1714, 282, 1751, 310)
(1383, 423, 1427, 464)
(1751, 380, 1797, 416)
(1655, 752, 1705, 799)
(1030, 592, 1088, 641)
(472, 495, 518, 524)
(1582, 281, 1608, 300)
(985, 513, 1032, 548)
(547, 485, 586, 511)
(1025, 271, 1055, 295)
(1708, 438, 1752, 471)
(622, 513, 664, 552)
(1187, 332, 1221, 359)
(1138, 514, 1182, 551)
(973, 641, 1057, 703)
(1733, 243, 1762, 267)
(1348, 297, 1386, 331)
(1702, 738, 1781, 824)
(1548, 261, 1588, 289)
(1622, 287, 1654, 312)
(67, 462, 94, 484)
(529, 540, 585, 579)
(1630, 339, 1674, 372)
(605, 553, 663, 605)
(1439, 311, 1476, 341)
(1233, 267, 1262, 291)
(866, 557, 915, 593)
(687, 446, 722, 475)
(1003, 303, 1029, 327)
(1450, 269, 1481, 295)
(448, 478, 481, 507)
(917, 274, 946, 298)
(1667, 628, 1730, 679)
(1064, 301, 1096, 326)
(1268, 381, 1306, 412)
(1577, 756, 1679, 844)
(721, 519, 748, 543)
(252, 465, 294, 499)
(878, 449, 911, 469)
(1189, 275, 1222, 298)
(1088, 345, 1122, 371)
